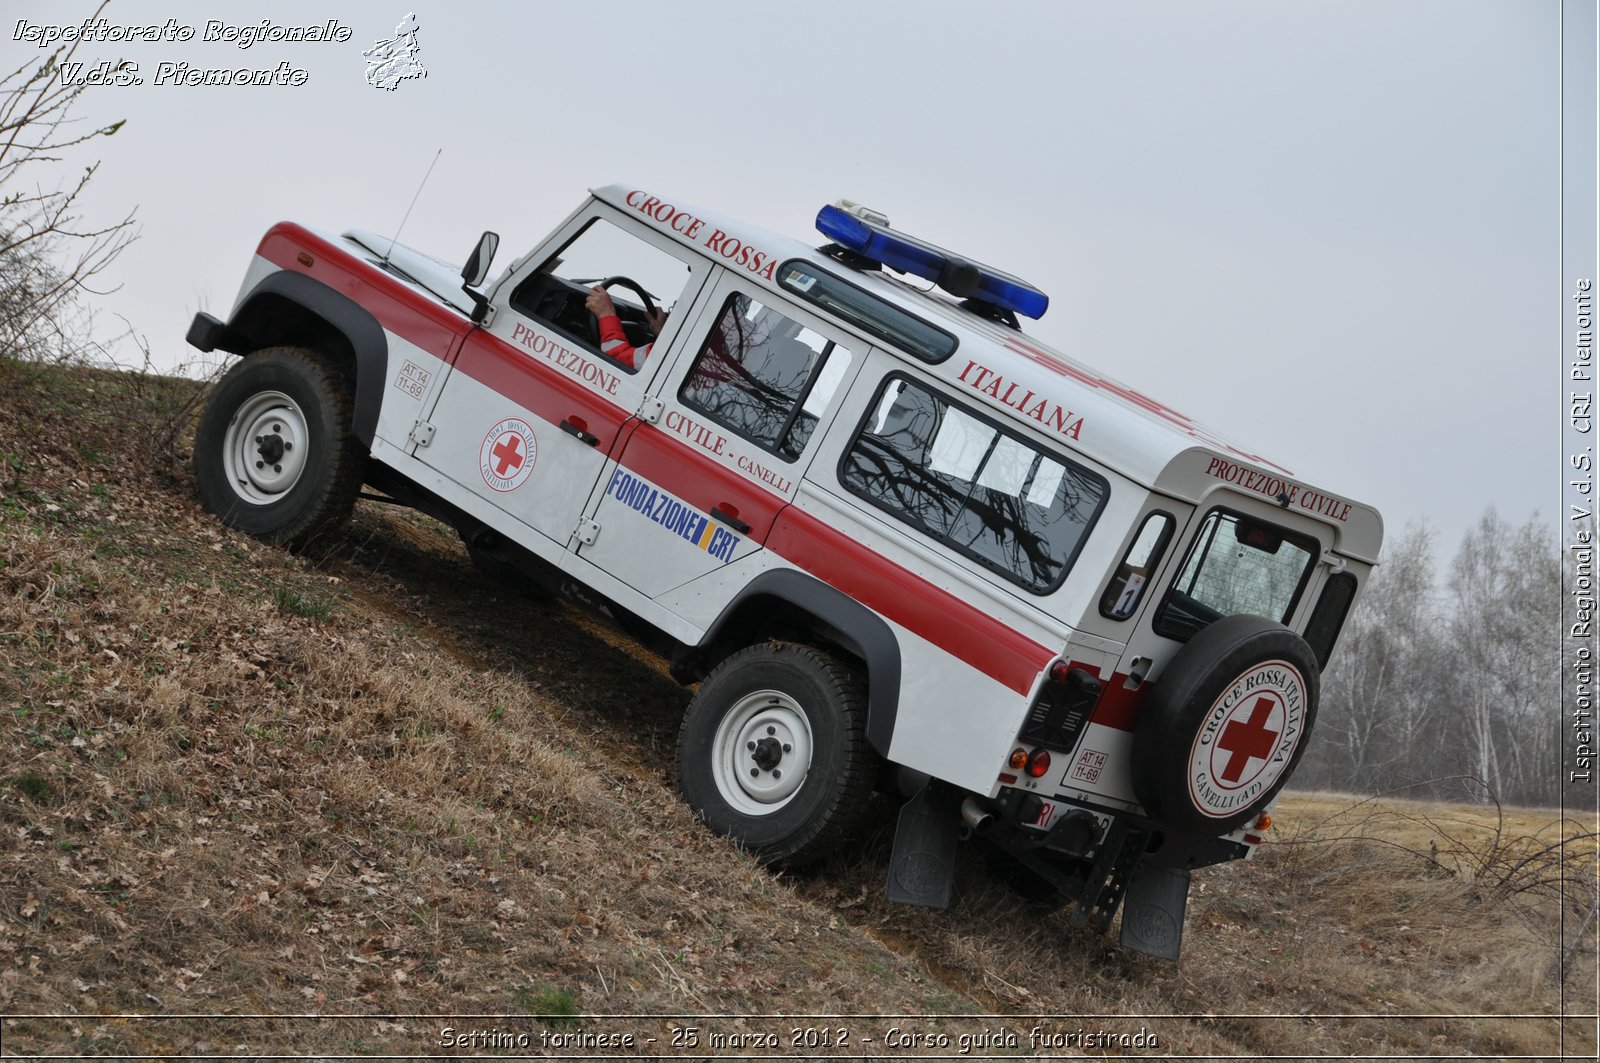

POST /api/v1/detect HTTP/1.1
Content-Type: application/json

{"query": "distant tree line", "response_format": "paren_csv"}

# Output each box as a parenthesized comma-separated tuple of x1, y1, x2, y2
(1298, 509, 1572, 807)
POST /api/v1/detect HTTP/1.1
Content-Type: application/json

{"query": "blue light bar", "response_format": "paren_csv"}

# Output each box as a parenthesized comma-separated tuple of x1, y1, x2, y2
(816, 204, 1049, 320)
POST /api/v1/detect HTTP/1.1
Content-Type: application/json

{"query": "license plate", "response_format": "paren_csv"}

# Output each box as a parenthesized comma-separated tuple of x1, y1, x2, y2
(1027, 799, 1061, 830)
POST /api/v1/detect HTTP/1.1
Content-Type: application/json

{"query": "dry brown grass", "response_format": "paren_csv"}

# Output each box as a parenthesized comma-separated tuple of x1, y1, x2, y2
(1282, 789, 1599, 865)
(0, 359, 1594, 1059)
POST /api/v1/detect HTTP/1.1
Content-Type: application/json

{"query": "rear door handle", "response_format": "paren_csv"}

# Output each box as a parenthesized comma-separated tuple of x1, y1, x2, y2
(711, 506, 751, 535)
(560, 418, 599, 447)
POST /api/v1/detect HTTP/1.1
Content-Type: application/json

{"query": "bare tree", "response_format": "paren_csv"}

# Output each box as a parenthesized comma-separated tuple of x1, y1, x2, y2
(1309, 510, 1564, 807)
(1445, 510, 1562, 805)
(1309, 521, 1442, 792)
(0, 0, 136, 364)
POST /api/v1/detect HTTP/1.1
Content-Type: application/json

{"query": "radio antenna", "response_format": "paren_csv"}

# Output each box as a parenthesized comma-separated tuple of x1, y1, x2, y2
(385, 147, 442, 262)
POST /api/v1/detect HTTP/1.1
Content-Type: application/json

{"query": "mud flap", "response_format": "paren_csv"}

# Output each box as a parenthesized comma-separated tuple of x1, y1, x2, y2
(1119, 864, 1190, 960)
(885, 784, 958, 909)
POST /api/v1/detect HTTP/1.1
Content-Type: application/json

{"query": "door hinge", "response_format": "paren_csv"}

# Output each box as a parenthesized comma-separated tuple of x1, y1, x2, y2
(638, 396, 665, 424)
(574, 517, 601, 546)
(409, 420, 436, 448)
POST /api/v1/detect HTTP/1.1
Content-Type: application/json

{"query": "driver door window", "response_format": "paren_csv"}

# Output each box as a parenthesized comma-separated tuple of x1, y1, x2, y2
(509, 217, 700, 373)
(413, 206, 709, 553)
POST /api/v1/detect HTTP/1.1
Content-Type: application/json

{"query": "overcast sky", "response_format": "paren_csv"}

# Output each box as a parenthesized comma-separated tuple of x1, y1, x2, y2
(28, 0, 1565, 554)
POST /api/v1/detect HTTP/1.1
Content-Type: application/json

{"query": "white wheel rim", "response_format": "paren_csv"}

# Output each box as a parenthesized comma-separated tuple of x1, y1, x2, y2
(710, 689, 814, 816)
(221, 390, 310, 504)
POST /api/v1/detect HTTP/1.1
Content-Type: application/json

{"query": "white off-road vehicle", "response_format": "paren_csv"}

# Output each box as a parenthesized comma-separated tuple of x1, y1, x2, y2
(188, 185, 1382, 958)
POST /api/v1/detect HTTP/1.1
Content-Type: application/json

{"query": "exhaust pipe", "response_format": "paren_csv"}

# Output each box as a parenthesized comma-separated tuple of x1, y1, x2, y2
(960, 796, 994, 833)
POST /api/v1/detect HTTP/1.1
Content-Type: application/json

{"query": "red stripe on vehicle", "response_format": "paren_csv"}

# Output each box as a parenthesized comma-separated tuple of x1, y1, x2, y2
(770, 506, 1055, 695)
(1066, 660, 1142, 733)
(258, 224, 465, 356)
(615, 423, 785, 541)
(452, 331, 631, 453)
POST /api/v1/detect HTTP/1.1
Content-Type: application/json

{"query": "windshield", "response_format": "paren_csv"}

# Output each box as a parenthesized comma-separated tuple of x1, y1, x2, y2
(1153, 509, 1316, 641)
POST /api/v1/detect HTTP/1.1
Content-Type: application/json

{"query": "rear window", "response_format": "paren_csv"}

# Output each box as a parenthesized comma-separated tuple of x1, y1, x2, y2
(1154, 509, 1317, 641)
(840, 375, 1108, 593)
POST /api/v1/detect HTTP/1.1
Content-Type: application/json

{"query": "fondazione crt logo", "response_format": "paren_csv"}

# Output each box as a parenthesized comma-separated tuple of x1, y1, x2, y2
(10, 14, 427, 91)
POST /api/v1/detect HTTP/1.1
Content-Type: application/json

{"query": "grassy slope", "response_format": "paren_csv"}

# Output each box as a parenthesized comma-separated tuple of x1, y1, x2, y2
(0, 359, 1593, 1058)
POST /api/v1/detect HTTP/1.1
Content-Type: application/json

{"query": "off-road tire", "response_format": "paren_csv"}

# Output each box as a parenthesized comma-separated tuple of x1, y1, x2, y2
(675, 643, 873, 867)
(194, 347, 363, 549)
(1130, 614, 1319, 834)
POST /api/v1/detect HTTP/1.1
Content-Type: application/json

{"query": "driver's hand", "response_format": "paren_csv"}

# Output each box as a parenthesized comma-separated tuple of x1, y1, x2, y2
(585, 286, 617, 318)
(646, 307, 668, 336)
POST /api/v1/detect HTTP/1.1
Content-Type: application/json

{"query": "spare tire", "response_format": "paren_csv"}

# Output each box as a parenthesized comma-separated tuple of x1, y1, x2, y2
(1130, 614, 1319, 834)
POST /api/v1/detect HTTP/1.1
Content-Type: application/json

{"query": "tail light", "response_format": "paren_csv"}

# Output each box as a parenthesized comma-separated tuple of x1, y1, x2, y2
(1025, 748, 1051, 779)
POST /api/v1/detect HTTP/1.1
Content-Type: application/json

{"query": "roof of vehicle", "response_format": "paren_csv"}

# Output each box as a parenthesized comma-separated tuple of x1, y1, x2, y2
(590, 183, 1382, 562)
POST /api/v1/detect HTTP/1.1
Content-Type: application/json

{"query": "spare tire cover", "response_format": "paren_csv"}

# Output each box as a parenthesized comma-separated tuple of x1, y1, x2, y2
(1131, 614, 1319, 834)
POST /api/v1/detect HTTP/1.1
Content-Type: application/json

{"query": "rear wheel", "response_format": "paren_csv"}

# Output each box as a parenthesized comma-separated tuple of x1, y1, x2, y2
(675, 643, 873, 866)
(194, 347, 362, 549)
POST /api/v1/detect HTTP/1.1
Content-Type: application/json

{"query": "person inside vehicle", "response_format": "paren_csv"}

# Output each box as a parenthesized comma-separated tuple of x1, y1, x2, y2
(585, 286, 668, 369)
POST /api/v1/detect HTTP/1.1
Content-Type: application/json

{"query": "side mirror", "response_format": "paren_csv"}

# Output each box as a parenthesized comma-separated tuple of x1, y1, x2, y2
(461, 230, 499, 288)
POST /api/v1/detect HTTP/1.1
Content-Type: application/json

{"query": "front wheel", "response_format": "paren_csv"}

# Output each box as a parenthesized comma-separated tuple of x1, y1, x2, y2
(675, 643, 873, 867)
(194, 347, 362, 549)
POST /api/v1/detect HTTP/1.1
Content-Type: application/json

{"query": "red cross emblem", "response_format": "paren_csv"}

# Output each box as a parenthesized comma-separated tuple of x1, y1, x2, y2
(479, 418, 537, 493)
(1218, 696, 1280, 784)
(490, 433, 524, 476)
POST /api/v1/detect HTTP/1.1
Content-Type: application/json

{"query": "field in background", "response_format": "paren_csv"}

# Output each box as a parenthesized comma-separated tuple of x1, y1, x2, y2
(1, 360, 1594, 1059)
(1282, 790, 1598, 876)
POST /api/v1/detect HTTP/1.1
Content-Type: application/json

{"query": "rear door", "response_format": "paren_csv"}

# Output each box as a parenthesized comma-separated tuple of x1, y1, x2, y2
(571, 270, 861, 598)
(1078, 498, 1329, 802)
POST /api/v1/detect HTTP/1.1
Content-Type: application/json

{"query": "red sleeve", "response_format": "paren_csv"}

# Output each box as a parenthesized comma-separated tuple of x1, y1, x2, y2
(597, 314, 649, 369)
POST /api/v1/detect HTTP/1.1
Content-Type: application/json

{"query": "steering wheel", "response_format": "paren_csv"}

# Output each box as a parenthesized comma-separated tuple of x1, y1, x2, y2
(583, 275, 659, 352)
(596, 275, 657, 318)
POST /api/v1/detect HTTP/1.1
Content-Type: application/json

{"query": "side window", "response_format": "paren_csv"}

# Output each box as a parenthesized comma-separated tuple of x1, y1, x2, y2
(840, 375, 1109, 593)
(1100, 512, 1174, 620)
(508, 217, 696, 372)
(679, 294, 852, 460)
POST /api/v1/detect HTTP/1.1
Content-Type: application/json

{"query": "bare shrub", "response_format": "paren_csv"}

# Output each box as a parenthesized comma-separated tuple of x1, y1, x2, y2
(0, 1, 136, 366)
(1278, 781, 1599, 987)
